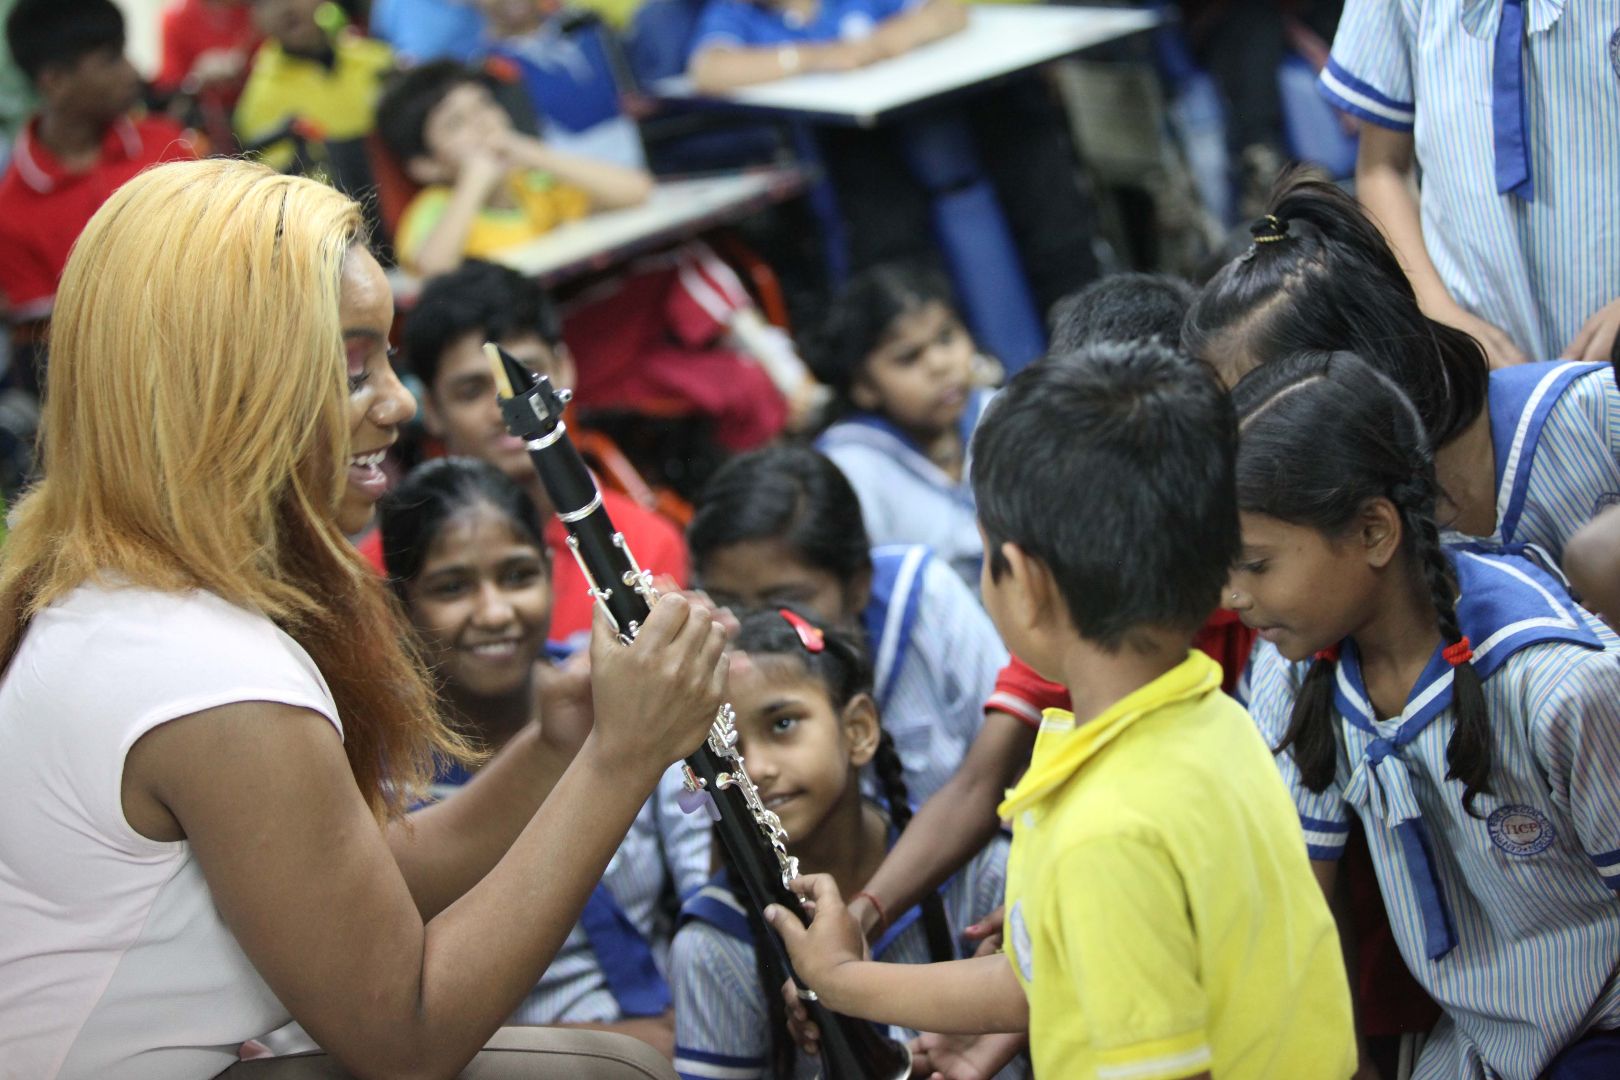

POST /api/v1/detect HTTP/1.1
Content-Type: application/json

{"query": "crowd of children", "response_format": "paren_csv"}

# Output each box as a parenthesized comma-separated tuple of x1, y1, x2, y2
(3, 0, 1620, 1076)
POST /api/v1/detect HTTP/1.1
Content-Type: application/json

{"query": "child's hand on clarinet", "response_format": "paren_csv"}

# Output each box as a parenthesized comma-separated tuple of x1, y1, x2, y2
(764, 873, 867, 1011)
(585, 594, 728, 778)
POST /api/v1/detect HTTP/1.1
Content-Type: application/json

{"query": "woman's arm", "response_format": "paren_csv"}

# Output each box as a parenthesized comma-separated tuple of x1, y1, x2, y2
(502, 132, 654, 210)
(123, 599, 725, 1080)
(849, 711, 1034, 937)
(1355, 125, 1525, 368)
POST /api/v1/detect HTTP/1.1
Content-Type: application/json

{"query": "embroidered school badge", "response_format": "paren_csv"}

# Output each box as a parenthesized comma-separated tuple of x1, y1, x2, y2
(1488, 804, 1557, 857)
(1611, 27, 1620, 81)
(1009, 900, 1034, 983)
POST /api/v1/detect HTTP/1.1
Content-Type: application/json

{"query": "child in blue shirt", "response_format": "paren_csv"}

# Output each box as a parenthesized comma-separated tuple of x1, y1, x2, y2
(810, 263, 992, 588)
(669, 606, 1019, 1080)
(1186, 172, 1620, 571)
(1319, 0, 1620, 366)
(380, 458, 677, 1055)
(1227, 350, 1620, 1079)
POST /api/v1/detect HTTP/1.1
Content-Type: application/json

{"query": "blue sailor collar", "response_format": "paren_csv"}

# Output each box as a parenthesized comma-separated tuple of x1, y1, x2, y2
(815, 389, 991, 503)
(1328, 549, 1600, 960)
(1486, 361, 1607, 546)
(861, 545, 933, 709)
(1460, 0, 1564, 40)
(1331, 548, 1601, 734)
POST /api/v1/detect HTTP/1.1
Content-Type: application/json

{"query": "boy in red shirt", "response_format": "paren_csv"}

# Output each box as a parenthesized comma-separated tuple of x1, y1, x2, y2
(0, 0, 195, 322)
(358, 260, 689, 651)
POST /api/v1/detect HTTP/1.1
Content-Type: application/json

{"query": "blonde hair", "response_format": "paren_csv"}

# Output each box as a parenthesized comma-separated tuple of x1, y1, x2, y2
(0, 158, 474, 817)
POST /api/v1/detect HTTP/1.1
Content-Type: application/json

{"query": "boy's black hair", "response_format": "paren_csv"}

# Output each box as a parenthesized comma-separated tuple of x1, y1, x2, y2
(378, 456, 547, 597)
(7, 0, 125, 84)
(403, 260, 564, 387)
(1233, 350, 1492, 815)
(972, 341, 1238, 651)
(807, 261, 959, 410)
(376, 60, 493, 167)
(688, 447, 872, 586)
(719, 605, 954, 1077)
(1183, 166, 1489, 448)
(1049, 272, 1196, 353)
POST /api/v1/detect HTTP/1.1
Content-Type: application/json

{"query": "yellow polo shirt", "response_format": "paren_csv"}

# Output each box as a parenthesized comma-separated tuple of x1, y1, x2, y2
(233, 33, 394, 171)
(998, 651, 1355, 1080)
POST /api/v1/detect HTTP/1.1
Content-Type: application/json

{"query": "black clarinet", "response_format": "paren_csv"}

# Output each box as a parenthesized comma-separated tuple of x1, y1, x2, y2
(484, 345, 910, 1080)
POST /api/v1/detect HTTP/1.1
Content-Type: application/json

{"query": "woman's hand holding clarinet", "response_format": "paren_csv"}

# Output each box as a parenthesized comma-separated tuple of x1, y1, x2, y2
(584, 593, 730, 782)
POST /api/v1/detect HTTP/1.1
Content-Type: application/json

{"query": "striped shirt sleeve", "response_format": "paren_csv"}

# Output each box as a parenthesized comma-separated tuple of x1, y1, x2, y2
(670, 920, 770, 1080)
(1319, 0, 1416, 131)
(1529, 644, 1620, 894)
(1245, 642, 1353, 860)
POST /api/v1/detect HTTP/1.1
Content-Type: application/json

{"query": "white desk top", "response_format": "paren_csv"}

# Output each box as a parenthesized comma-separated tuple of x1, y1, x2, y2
(656, 4, 1160, 127)
(489, 168, 803, 282)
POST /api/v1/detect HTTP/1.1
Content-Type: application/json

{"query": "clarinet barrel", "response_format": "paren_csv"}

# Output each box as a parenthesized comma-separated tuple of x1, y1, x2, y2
(488, 348, 909, 1080)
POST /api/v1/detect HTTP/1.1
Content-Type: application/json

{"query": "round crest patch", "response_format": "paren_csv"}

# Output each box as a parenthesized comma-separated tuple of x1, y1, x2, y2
(1488, 804, 1556, 857)
(1009, 900, 1034, 983)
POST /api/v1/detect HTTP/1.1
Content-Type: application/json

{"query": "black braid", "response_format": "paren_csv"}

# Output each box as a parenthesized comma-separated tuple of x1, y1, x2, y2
(1275, 654, 1341, 792)
(869, 727, 956, 963)
(1396, 481, 1494, 816)
(714, 836, 796, 1078)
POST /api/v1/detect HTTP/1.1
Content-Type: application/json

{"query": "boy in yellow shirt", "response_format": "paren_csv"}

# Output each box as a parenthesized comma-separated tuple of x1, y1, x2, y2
(769, 342, 1356, 1079)
(374, 60, 651, 277)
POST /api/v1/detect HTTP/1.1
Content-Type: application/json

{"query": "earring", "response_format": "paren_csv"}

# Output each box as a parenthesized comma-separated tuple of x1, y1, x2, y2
(1229, 592, 1239, 603)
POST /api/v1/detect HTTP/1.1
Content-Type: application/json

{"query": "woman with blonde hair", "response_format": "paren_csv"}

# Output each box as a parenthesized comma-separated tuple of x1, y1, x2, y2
(0, 158, 725, 1080)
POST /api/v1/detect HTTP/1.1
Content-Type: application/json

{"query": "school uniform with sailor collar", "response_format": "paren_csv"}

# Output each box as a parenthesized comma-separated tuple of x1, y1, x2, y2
(1466, 360, 1620, 565)
(816, 390, 991, 589)
(1249, 549, 1620, 1080)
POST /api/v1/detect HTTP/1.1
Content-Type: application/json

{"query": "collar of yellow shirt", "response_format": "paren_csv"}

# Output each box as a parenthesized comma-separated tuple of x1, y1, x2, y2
(998, 650, 1223, 820)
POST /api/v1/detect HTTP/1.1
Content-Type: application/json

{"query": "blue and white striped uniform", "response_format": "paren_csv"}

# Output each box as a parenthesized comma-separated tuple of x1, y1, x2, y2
(432, 770, 674, 1026)
(1247, 551, 1620, 1080)
(655, 545, 1005, 898)
(1467, 360, 1620, 564)
(816, 390, 992, 589)
(1318, 0, 1620, 361)
(669, 831, 1021, 1080)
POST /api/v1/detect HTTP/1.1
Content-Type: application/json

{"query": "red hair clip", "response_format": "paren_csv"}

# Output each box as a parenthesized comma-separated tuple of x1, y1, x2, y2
(1313, 644, 1340, 664)
(779, 609, 825, 653)
(1442, 637, 1473, 667)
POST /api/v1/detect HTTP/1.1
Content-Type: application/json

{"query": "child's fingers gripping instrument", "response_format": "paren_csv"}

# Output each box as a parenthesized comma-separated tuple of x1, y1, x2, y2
(484, 344, 910, 1080)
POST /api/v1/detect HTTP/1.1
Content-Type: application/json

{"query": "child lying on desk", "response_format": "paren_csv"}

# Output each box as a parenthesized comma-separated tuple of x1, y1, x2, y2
(687, 0, 967, 91)
(376, 61, 800, 447)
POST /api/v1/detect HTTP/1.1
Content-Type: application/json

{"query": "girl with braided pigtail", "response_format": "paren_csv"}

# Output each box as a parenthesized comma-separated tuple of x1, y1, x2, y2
(670, 607, 1020, 1080)
(1227, 350, 1620, 1080)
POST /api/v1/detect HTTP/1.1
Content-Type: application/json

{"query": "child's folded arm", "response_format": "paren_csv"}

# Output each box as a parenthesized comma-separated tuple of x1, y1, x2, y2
(503, 134, 653, 211)
(870, 0, 968, 60)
